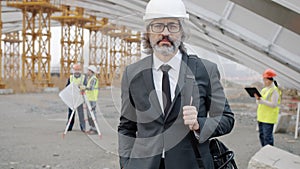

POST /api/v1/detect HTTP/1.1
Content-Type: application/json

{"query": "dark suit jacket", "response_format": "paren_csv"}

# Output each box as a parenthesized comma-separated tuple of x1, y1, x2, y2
(118, 51, 234, 169)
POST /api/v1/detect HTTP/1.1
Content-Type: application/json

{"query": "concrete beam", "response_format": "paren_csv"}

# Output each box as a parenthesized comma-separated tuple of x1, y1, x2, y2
(230, 0, 300, 35)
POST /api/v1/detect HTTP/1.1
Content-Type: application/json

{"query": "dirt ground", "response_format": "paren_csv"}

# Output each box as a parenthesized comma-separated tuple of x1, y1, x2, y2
(0, 87, 299, 169)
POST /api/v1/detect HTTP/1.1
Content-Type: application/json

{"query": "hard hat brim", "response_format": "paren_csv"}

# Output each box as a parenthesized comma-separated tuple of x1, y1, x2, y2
(143, 13, 189, 21)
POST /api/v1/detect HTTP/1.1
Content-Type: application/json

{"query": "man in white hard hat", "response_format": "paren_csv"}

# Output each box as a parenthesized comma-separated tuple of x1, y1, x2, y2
(65, 63, 87, 132)
(85, 65, 99, 134)
(118, 0, 234, 169)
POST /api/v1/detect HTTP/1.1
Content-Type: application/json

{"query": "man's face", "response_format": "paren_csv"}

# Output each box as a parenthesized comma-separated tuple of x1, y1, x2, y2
(73, 70, 81, 78)
(87, 70, 93, 76)
(148, 18, 182, 56)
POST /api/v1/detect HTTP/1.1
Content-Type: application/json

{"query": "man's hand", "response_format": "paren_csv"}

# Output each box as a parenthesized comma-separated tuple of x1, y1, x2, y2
(183, 106, 199, 131)
(79, 85, 86, 91)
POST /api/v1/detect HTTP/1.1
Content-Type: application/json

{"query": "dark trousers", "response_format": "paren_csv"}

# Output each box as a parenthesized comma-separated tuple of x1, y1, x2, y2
(159, 158, 165, 169)
(67, 108, 75, 130)
(87, 101, 97, 131)
(67, 105, 85, 131)
(258, 122, 274, 146)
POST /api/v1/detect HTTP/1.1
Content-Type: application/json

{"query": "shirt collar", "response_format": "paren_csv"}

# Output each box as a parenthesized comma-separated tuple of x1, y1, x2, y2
(153, 50, 182, 71)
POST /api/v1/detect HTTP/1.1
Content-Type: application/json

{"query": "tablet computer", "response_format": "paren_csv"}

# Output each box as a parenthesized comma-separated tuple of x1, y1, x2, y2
(244, 87, 261, 97)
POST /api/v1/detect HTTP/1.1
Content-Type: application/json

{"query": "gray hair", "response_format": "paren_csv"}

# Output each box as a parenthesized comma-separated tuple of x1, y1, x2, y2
(142, 19, 188, 55)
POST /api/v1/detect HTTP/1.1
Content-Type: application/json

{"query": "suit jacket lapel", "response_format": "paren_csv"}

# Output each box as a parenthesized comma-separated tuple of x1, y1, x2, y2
(142, 57, 164, 119)
(164, 54, 189, 120)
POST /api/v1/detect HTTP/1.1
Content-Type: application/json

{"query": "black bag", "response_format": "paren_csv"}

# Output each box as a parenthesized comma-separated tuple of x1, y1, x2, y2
(209, 138, 238, 169)
(190, 133, 238, 169)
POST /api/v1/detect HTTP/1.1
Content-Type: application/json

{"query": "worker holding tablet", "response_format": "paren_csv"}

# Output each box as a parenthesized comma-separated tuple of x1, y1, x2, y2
(255, 68, 281, 147)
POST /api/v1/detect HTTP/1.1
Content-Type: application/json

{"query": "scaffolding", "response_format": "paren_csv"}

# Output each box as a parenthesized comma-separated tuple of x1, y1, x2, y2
(107, 26, 130, 85)
(51, 5, 92, 79)
(3, 32, 22, 80)
(123, 30, 141, 72)
(85, 16, 141, 86)
(6, 0, 61, 87)
(84, 16, 114, 86)
(0, 2, 4, 88)
(89, 30, 107, 86)
(4, 1, 141, 88)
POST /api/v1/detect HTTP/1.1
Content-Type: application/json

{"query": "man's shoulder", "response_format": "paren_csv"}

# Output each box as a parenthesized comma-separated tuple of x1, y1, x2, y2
(122, 56, 152, 82)
(91, 75, 98, 80)
(128, 56, 151, 67)
(188, 55, 217, 68)
(125, 56, 152, 73)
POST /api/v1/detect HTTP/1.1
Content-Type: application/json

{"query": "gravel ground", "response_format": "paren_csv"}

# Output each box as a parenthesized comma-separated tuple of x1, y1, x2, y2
(0, 88, 299, 169)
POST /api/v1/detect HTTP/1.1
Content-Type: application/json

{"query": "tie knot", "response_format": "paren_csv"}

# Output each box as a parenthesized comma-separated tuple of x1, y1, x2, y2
(160, 64, 171, 73)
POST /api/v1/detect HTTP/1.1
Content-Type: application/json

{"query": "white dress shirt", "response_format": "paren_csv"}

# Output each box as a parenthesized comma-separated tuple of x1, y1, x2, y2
(152, 51, 182, 113)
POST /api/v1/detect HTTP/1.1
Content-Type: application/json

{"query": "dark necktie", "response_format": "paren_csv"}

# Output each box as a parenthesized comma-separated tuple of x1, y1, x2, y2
(161, 64, 172, 115)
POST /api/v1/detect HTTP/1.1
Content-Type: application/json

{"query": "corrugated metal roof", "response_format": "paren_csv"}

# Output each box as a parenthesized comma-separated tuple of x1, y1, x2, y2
(2, 0, 300, 89)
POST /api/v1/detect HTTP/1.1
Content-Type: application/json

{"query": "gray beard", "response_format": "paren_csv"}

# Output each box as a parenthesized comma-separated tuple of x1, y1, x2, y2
(153, 45, 175, 56)
(152, 40, 181, 56)
(74, 73, 81, 78)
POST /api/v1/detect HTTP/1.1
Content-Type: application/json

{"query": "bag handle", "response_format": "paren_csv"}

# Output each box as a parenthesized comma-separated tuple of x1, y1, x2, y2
(184, 55, 197, 105)
(211, 139, 238, 169)
(214, 151, 234, 169)
(186, 55, 208, 167)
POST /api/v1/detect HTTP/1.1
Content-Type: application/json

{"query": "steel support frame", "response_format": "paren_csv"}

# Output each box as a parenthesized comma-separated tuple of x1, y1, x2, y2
(21, 8, 52, 87)
(89, 29, 111, 86)
(124, 32, 141, 67)
(108, 34, 126, 85)
(3, 32, 21, 80)
(60, 23, 84, 78)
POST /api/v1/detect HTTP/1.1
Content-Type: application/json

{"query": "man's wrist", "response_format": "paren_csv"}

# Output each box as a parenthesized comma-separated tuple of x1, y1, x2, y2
(193, 121, 200, 131)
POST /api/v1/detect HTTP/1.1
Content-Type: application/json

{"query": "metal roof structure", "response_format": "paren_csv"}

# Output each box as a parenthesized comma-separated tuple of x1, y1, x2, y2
(2, 0, 300, 90)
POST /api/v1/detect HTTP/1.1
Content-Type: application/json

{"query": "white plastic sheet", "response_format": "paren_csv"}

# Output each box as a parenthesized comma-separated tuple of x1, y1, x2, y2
(59, 82, 84, 110)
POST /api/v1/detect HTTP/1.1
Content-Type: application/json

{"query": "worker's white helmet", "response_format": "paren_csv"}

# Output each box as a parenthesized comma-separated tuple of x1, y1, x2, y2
(88, 65, 97, 73)
(143, 0, 189, 21)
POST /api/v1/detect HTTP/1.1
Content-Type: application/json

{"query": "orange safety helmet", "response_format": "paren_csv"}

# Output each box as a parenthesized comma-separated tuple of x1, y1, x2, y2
(263, 68, 276, 78)
(73, 63, 81, 71)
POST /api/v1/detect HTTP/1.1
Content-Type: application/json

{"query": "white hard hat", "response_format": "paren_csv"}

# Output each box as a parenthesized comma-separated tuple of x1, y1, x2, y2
(88, 65, 97, 73)
(143, 0, 189, 21)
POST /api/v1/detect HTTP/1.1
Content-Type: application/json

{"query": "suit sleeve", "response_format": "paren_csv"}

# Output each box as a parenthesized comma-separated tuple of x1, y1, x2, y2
(66, 78, 70, 87)
(83, 75, 88, 86)
(118, 66, 137, 168)
(196, 61, 234, 143)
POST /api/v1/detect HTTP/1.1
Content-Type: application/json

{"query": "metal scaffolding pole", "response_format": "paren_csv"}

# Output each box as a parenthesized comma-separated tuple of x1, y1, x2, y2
(3, 32, 22, 80)
(0, 2, 4, 88)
